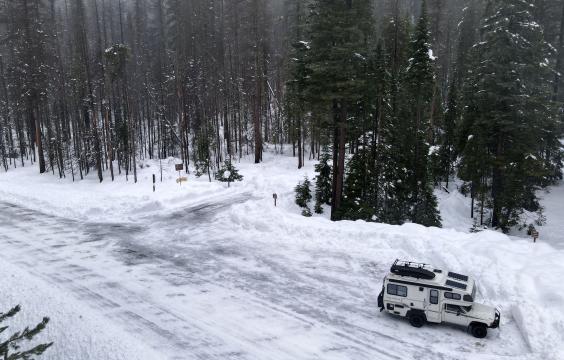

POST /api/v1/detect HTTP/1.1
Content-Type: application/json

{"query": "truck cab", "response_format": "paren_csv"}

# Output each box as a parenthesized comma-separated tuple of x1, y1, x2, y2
(378, 260, 500, 338)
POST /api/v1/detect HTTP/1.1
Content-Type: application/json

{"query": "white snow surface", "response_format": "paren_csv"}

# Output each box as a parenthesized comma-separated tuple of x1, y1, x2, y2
(1, 148, 564, 360)
(0, 260, 161, 360)
(536, 180, 564, 249)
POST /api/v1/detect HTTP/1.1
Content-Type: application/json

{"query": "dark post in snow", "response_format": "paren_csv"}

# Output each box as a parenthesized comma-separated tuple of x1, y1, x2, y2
(532, 230, 539, 243)
(273, 193, 278, 207)
(153, 174, 156, 192)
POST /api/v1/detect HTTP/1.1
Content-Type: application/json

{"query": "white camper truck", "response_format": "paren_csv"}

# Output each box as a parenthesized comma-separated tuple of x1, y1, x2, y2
(378, 260, 500, 338)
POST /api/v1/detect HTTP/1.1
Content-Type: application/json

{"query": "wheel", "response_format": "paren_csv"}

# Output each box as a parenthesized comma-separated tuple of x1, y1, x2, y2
(470, 323, 488, 338)
(408, 312, 425, 328)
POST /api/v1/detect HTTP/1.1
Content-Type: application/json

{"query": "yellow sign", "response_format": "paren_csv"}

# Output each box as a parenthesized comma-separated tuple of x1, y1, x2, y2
(176, 177, 188, 184)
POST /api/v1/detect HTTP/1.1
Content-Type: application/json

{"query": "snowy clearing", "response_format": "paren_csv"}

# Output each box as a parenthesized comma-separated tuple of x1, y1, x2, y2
(1, 150, 563, 360)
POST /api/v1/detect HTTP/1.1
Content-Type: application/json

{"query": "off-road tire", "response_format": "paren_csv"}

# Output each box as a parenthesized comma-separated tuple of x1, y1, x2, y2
(470, 323, 488, 338)
(408, 312, 425, 328)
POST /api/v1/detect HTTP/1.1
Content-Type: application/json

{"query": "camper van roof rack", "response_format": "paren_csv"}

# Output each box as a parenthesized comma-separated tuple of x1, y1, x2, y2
(390, 259, 436, 280)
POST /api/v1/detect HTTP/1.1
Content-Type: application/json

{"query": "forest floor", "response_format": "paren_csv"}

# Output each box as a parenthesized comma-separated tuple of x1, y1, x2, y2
(0, 146, 563, 360)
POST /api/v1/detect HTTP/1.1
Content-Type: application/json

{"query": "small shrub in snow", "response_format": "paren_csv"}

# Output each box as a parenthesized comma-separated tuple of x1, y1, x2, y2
(0, 305, 52, 359)
(295, 176, 312, 216)
(216, 160, 243, 187)
(470, 218, 487, 233)
(301, 208, 312, 217)
(314, 151, 332, 214)
(195, 159, 210, 178)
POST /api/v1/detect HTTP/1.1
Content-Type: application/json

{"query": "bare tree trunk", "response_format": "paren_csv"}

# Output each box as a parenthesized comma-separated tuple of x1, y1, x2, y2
(330, 100, 347, 221)
(32, 104, 46, 173)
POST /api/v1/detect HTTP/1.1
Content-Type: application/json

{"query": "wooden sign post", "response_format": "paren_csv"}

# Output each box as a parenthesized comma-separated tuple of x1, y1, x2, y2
(273, 193, 278, 207)
(532, 230, 539, 243)
(175, 164, 184, 186)
(153, 174, 156, 192)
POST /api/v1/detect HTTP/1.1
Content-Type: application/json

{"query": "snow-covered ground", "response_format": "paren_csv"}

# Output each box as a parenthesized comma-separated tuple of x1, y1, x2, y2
(1, 148, 563, 360)
(0, 260, 162, 360)
(537, 181, 564, 249)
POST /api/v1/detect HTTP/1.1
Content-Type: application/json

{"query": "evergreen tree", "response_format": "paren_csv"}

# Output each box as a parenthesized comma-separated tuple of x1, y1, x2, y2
(377, 14, 413, 225)
(307, 0, 374, 220)
(341, 147, 377, 221)
(437, 80, 459, 188)
(295, 176, 313, 216)
(7, 0, 50, 174)
(455, 0, 480, 87)
(412, 182, 442, 227)
(366, 42, 392, 217)
(0, 305, 52, 359)
(216, 159, 243, 187)
(314, 150, 332, 213)
(398, 0, 442, 226)
(458, 0, 562, 231)
(285, 0, 310, 169)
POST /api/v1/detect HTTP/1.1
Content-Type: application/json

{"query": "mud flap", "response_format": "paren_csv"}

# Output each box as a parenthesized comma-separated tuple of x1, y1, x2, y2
(378, 287, 384, 312)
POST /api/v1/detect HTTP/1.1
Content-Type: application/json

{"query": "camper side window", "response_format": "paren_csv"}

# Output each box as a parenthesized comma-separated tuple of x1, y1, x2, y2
(430, 289, 439, 304)
(444, 292, 461, 300)
(387, 284, 408, 297)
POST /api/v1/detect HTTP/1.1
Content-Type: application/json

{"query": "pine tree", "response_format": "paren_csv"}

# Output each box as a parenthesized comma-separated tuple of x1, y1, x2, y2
(437, 80, 459, 188)
(377, 13, 413, 225)
(455, 0, 479, 87)
(314, 150, 332, 214)
(0, 305, 52, 359)
(341, 147, 376, 221)
(366, 42, 392, 218)
(285, 0, 310, 169)
(7, 0, 50, 174)
(216, 159, 243, 187)
(412, 183, 442, 227)
(458, 0, 562, 231)
(307, 0, 374, 220)
(295, 176, 313, 216)
(399, 0, 442, 226)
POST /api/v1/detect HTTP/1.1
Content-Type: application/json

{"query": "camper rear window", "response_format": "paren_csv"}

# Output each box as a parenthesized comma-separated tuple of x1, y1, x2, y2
(444, 292, 462, 300)
(387, 284, 407, 297)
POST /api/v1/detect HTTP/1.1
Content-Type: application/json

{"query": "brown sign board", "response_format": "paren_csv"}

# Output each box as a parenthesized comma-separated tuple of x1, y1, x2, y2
(532, 231, 539, 238)
(175, 164, 184, 171)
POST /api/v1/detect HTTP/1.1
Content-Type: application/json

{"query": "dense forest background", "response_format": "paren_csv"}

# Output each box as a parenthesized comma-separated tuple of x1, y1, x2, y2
(0, 0, 563, 231)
